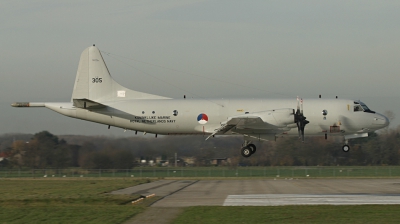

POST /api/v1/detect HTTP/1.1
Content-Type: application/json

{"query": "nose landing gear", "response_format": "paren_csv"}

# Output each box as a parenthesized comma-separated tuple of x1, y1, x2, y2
(342, 139, 350, 152)
(342, 144, 350, 152)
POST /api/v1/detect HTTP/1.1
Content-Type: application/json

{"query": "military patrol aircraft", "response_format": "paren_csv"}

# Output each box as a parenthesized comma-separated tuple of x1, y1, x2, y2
(12, 45, 390, 157)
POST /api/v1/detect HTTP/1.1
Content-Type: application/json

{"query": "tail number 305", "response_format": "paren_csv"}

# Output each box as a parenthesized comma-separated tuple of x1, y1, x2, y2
(92, 77, 103, 83)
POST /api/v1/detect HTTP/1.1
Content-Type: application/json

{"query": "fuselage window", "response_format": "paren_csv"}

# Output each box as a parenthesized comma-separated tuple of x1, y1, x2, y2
(142, 111, 145, 114)
(173, 110, 178, 116)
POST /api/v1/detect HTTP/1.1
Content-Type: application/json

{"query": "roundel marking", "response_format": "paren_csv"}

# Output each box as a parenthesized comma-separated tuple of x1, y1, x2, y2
(197, 113, 208, 124)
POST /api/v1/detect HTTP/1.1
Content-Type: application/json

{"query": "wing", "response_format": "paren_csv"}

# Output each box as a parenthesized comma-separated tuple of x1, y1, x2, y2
(206, 108, 295, 140)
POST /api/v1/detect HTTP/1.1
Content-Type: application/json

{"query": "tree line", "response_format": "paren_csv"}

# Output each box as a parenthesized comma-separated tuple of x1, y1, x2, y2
(0, 125, 399, 169)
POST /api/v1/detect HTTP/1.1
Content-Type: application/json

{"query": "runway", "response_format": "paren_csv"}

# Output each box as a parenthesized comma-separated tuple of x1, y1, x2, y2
(223, 194, 400, 206)
(112, 178, 400, 207)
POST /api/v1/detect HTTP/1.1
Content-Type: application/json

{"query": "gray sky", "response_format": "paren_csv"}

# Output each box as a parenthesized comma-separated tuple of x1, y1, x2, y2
(1, 0, 399, 136)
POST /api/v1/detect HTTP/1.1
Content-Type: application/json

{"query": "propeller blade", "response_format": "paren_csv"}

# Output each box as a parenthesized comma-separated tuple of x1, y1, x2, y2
(294, 97, 309, 142)
(300, 98, 304, 115)
(297, 121, 301, 139)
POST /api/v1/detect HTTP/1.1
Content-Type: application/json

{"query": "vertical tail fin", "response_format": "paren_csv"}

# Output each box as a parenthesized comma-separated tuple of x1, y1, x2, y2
(71, 46, 169, 104)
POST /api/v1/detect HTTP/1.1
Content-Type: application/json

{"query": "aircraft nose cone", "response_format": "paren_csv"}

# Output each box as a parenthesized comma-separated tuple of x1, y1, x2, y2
(373, 113, 390, 128)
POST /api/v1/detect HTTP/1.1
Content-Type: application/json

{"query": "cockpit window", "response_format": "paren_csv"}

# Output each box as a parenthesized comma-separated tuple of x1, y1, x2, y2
(354, 101, 375, 113)
(354, 103, 363, 112)
(360, 103, 370, 111)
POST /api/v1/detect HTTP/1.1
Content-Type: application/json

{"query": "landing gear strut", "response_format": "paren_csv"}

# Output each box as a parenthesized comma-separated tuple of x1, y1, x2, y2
(241, 141, 256, 158)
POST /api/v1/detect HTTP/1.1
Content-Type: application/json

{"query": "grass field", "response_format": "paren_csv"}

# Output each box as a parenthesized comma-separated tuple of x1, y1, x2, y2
(0, 178, 156, 224)
(172, 205, 400, 224)
(2, 177, 400, 223)
(2, 166, 400, 178)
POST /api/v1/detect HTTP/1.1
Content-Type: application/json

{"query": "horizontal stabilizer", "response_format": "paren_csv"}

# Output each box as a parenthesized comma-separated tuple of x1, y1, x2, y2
(73, 99, 140, 121)
(73, 99, 106, 109)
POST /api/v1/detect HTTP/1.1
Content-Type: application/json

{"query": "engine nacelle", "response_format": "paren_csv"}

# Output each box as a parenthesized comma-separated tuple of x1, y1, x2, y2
(255, 108, 295, 127)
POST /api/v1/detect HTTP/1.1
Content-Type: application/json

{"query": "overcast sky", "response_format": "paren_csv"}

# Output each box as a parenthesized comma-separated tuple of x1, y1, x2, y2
(1, 0, 399, 136)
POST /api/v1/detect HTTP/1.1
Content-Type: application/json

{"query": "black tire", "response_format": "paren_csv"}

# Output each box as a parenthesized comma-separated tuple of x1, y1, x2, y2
(342, 144, 350, 152)
(241, 146, 252, 158)
(248, 144, 256, 154)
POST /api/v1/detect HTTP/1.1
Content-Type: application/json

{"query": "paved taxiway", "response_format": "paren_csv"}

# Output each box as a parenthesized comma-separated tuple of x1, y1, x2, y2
(119, 179, 400, 224)
(112, 178, 400, 207)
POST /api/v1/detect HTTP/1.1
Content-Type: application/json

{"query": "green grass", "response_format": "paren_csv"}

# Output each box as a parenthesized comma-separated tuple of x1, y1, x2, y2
(2, 178, 400, 223)
(0, 178, 155, 224)
(2, 166, 400, 178)
(172, 205, 400, 224)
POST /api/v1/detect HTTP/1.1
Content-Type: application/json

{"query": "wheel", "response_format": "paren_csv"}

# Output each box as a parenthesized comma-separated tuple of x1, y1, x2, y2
(248, 144, 256, 154)
(241, 146, 252, 158)
(342, 144, 350, 152)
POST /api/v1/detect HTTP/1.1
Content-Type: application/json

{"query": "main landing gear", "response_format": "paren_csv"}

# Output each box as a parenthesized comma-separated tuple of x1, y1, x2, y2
(241, 141, 256, 158)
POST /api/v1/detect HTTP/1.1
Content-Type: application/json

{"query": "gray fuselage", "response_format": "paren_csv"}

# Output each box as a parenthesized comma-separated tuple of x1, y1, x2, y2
(45, 98, 388, 139)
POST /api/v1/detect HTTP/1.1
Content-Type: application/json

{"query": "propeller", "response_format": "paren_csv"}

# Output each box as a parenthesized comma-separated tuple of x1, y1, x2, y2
(295, 97, 310, 142)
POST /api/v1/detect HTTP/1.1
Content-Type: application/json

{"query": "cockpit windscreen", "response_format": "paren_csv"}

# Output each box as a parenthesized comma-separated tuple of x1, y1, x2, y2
(354, 101, 375, 113)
